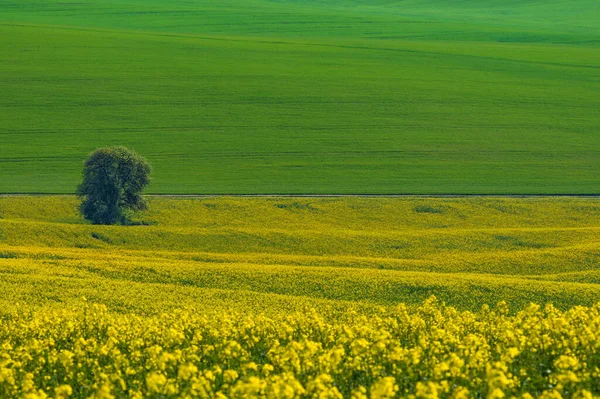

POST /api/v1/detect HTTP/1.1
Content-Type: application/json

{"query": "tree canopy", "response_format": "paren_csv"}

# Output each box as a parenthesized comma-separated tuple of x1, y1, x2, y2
(78, 146, 151, 225)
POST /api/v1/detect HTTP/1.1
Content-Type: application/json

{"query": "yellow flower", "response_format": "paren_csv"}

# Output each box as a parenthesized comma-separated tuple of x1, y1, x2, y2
(487, 388, 505, 399)
(451, 387, 470, 399)
(351, 386, 368, 399)
(146, 372, 167, 393)
(178, 363, 199, 380)
(55, 385, 73, 399)
(415, 381, 438, 399)
(224, 369, 240, 383)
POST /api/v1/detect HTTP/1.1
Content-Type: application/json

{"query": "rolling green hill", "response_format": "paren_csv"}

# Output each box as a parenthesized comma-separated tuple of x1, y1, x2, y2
(1, 0, 599, 193)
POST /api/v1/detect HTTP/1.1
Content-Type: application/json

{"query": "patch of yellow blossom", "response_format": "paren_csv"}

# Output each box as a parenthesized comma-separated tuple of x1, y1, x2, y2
(0, 297, 599, 398)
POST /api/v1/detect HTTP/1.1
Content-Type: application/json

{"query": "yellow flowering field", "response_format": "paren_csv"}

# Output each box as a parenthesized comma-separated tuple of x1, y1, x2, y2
(1, 196, 600, 397)
(1, 300, 599, 398)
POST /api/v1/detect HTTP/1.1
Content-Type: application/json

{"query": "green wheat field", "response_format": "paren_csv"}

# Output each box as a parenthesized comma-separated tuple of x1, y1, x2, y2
(1, 0, 599, 193)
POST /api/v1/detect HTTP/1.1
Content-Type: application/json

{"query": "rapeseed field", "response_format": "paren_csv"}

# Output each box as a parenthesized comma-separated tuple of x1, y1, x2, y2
(1, 300, 600, 398)
(1, 196, 600, 397)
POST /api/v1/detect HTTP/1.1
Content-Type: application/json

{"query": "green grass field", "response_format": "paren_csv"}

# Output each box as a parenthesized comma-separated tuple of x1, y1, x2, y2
(1, 0, 600, 194)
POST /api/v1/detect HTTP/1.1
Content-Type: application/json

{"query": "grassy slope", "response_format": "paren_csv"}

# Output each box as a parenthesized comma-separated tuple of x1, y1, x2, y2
(1, 196, 600, 313)
(1, 0, 599, 194)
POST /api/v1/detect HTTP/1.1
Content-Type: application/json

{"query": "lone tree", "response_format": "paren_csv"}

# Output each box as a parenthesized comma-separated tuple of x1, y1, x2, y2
(78, 146, 151, 225)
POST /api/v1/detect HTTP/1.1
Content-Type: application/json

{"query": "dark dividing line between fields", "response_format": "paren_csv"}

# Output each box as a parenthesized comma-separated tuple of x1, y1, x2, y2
(2, 194, 600, 199)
